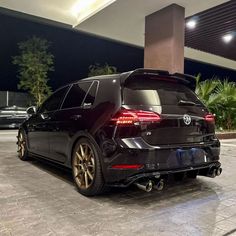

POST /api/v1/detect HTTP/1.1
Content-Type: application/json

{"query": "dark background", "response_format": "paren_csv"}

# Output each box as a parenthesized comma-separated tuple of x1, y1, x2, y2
(0, 12, 236, 92)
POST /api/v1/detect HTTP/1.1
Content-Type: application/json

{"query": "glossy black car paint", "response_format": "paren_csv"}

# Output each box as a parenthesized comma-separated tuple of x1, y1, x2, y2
(20, 69, 221, 186)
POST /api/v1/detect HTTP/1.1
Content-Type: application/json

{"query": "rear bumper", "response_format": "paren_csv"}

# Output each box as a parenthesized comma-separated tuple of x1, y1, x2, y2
(108, 162, 221, 187)
(102, 138, 220, 185)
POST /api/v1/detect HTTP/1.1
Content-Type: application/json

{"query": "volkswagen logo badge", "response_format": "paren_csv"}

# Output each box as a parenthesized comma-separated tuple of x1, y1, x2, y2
(183, 114, 191, 125)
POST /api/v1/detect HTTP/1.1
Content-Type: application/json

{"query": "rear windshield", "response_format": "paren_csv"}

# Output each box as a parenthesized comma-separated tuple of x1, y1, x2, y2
(123, 77, 202, 106)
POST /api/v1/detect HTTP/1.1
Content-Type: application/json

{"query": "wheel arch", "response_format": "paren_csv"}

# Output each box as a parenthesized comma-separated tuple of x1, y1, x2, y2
(18, 125, 30, 150)
(68, 131, 103, 168)
(70, 130, 107, 196)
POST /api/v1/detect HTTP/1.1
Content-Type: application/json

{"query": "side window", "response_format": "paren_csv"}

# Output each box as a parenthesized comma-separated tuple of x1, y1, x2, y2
(39, 86, 69, 113)
(62, 82, 91, 109)
(82, 81, 98, 106)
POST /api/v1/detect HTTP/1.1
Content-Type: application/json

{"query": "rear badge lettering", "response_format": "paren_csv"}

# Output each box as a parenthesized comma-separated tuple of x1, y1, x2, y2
(183, 114, 191, 125)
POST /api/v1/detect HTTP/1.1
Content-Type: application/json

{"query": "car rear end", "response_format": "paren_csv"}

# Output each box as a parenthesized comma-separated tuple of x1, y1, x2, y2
(103, 70, 221, 189)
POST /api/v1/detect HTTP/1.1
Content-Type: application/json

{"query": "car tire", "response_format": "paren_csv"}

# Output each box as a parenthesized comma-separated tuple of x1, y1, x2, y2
(72, 137, 106, 196)
(17, 129, 29, 161)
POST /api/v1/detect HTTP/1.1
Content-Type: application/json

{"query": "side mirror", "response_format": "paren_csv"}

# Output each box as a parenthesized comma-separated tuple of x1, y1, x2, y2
(26, 106, 37, 115)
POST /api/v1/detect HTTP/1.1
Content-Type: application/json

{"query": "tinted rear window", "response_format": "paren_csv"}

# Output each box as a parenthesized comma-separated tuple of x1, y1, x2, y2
(123, 77, 201, 106)
(83, 81, 98, 106)
(39, 86, 69, 112)
(62, 82, 91, 109)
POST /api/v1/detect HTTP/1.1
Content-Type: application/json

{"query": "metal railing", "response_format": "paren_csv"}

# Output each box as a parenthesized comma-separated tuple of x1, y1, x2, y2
(0, 91, 33, 107)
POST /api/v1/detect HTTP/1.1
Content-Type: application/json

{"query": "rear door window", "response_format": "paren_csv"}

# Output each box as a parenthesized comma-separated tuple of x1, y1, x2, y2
(39, 86, 69, 113)
(62, 82, 92, 109)
(82, 81, 98, 107)
(123, 77, 202, 106)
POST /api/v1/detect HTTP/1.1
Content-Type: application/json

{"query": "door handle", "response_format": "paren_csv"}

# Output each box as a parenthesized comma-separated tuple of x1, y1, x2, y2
(70, 115, 82, 120)
(83, 103, 92, 109)
(41, 113, 51, 120)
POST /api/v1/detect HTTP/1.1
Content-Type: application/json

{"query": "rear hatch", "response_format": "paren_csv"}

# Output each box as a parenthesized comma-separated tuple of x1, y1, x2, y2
(121, 74, 215, 145)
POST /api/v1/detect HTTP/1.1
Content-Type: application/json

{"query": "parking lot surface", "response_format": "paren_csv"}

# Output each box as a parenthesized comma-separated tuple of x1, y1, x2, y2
(0, 130, 236, 236)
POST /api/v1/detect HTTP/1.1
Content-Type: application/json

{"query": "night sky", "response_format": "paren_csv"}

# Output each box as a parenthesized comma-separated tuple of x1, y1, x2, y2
(0, 11, 235, 92)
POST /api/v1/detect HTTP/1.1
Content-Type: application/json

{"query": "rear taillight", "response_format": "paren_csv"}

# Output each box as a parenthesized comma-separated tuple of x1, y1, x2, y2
(204, 114, 215, 123)
(111, 164, 144, 169)
(111, 109, 161, 125)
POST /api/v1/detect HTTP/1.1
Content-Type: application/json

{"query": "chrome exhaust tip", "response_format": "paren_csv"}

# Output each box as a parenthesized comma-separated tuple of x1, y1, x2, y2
(154, 179, 164, 191)
(216, 167, 222, 176)
(207, 168, 217, 178)
(135, 180, 153, 192)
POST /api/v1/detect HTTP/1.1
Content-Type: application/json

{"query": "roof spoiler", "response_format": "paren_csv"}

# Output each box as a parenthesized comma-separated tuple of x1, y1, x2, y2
(120, 69, 196, 90)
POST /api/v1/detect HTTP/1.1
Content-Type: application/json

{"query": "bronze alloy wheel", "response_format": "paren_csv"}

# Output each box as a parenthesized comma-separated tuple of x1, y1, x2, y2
(73, 143, 95, 189)
(17, 130, 28, 161)
(18, 132, 26, 159)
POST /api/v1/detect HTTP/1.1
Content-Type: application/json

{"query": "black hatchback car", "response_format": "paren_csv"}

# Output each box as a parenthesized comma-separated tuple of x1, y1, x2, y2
(17, 69, 221, 196)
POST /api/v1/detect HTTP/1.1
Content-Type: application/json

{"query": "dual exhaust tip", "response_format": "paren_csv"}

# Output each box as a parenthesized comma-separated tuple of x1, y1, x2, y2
(208, 167, 222, 178)
(135, 179, 164, 192)
(135, 167, 222, 192)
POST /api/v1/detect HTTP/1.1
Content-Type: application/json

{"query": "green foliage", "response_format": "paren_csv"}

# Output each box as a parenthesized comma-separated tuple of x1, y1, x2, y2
(88, 63, 117, 77)
(13, 36, 54, 107)
(195, 76, 236, 130)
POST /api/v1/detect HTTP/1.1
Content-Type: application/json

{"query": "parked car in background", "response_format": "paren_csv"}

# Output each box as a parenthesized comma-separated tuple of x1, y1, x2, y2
(17, 69, 222, 196)
(0, 105, 28, 128)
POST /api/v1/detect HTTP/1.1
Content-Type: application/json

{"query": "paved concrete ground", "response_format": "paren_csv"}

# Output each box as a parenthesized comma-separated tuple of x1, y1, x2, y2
(0, 130, 236, 236)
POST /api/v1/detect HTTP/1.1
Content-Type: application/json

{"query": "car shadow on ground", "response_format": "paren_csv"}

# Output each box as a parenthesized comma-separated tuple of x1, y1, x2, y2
(10, 154, 223, 235)
(29, 157, 74, 185)
(28, 155, 220, 207)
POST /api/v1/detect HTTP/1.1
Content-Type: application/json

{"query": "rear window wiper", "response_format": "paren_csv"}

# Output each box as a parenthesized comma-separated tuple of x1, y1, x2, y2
(178, 100, 200, 106)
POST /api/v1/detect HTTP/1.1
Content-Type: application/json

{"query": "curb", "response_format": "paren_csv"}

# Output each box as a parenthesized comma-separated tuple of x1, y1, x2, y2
(216, 132, 236, 139)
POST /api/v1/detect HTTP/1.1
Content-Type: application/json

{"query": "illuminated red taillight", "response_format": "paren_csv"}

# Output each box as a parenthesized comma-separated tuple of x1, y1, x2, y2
(204, 114, 215, 123)
(111, 109, 161, 125)
(111, 164, 144, 169)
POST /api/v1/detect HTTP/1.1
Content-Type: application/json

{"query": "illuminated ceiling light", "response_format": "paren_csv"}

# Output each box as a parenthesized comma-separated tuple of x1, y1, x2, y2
(222, 34, 233, 43)
(186, 19, 197, 29)
(71, 0, 96, 17)
(71, 0, 116, 26)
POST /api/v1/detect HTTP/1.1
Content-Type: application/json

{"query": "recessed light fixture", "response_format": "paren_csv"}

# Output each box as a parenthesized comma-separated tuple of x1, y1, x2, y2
(222, 34, 233, 43)
(186, 19, 197, 29)
(71, 0, 116, 26)
(71, 0, 96, 17)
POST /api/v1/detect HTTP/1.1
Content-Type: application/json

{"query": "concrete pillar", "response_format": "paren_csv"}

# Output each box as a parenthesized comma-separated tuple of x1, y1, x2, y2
(144, 4, 185, 73)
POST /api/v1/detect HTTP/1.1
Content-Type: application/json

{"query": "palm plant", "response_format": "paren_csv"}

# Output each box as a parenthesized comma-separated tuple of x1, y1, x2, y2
(195, 77, 221, 110)
(195, 76, 236, 131)
(88, 63, 117, 77)
(215, 80, 236, 130)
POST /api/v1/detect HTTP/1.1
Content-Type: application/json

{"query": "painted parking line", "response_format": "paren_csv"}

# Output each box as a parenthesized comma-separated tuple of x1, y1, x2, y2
(0, 133, 17, 135)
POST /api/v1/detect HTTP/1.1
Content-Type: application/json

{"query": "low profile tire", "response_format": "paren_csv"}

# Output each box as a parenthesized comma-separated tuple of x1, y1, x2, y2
(72, 137, 105, 196)
(17, 129, 29, 161)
